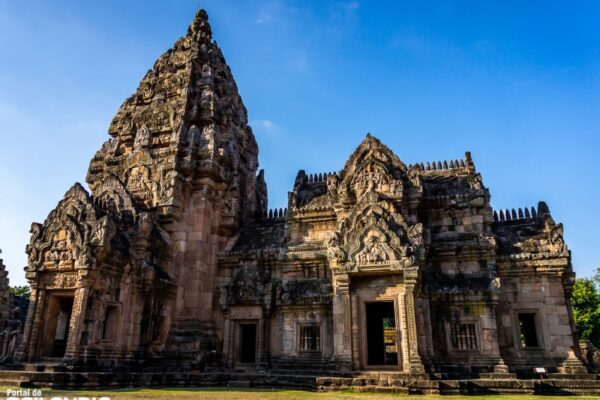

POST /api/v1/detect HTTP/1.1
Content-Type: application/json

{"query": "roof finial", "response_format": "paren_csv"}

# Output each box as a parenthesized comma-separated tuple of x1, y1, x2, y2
(188, 9, 212, 41)
(465, 151, 476, 172)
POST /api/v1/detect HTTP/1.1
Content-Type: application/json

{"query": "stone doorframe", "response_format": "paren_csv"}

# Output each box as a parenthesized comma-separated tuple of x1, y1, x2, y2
(18, 286, 88, 362)
(331, 266, 425, 373)
(222, 305, 264, 368)
(353, 295, 404, 370)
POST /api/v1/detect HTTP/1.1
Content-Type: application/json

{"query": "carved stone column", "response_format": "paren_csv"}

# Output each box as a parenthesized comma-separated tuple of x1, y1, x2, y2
(258, 308, 271, 370)
(350, 294, 361, 369)
(15, 287, 42, 362)
(65, 287, 89, 358)
(331, 272, 352, 370)
(404, 268, 425, 373)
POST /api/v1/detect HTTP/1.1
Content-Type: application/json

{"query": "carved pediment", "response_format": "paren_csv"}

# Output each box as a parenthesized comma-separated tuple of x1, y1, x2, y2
(324, 135, 427, 274)
(327, 201, 424, 274)
(328, 134, 422, 205)
(26, 182, 129, 277)
(27, 184, 98, 271)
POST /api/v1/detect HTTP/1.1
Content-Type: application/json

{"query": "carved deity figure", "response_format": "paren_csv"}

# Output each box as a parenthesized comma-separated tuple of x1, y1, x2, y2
(326, 232, 346, 263)
(134, 126, 151, 150)
(355, 231, 392, 264)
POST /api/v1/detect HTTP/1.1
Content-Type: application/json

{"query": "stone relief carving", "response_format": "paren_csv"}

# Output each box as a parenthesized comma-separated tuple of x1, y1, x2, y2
(222, 264, 272, 306)
(42, 231, 77, 270)
(547, 223, 567, 256)
(275, 279, 332, 306)
(134, 125, 151, 150)
(323, 136, 426, 274)
(92, 175, 136, 217)
(42, 272, 79, 289)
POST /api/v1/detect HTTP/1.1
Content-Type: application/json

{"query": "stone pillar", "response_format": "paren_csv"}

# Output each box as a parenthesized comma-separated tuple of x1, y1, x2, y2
(222, 318, 232, 367)
(26, 288, 46, 362)
(331, 273, 351, 370)
(398, 291, 411, 372)
(350, 294, 360, 369)
(404, 269, 425, 374)
(65, 287, 89, 358)
(15, 286, 40, 362)
(258, 309, 270, 369)
(489, 290, 510, 373)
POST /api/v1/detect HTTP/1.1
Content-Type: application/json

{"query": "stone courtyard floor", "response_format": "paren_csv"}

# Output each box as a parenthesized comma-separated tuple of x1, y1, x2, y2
(2, 387, 599, 400)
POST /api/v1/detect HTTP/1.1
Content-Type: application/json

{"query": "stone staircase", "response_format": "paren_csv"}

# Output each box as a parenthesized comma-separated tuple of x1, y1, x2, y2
(0, 361, 64, 387)
(0, 365, 597, 394)
(316, 371, 600, 395)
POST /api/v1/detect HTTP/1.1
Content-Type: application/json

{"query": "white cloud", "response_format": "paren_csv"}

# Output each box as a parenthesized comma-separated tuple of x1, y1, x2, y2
(256, 15, 272, 24)
(252, 119, 279, 132)
(255, 1, 277, 24)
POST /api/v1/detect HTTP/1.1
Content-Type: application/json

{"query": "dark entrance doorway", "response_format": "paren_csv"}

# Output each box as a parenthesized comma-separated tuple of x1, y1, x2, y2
(366, 302, 398, 366)
(238, 323, 257, 364)
(40, 295, 74, 358)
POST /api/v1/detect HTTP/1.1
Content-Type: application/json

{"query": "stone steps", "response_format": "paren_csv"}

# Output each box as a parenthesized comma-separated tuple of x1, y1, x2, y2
(23, 363, 63, 373)
(0, 377, 31, 388)
(316, 375, 600, 395)
(0, 367, 597, 394)
(546, 373, 599, 380)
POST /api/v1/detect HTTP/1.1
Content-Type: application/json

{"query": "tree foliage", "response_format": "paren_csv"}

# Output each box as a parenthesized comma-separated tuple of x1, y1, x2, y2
(8, 285, 31, 299)
(570, 267, 600, 346)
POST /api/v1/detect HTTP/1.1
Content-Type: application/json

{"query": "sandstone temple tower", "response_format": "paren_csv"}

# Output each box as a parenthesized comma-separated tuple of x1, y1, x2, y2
(19, 10, 265, 368)
(15, 9, 593, 390)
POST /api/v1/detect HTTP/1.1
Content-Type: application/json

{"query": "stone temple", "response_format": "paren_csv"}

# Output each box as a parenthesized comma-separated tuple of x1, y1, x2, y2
(7, 9, 599, 394)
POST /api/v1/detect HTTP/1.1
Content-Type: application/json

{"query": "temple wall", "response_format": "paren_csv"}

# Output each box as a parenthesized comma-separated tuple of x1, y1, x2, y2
(497, 274, 576, 366)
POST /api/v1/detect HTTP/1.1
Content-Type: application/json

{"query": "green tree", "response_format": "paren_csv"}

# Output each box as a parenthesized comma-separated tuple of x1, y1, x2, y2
(570, 271, 600, 346)
(8, 285, 31, 299)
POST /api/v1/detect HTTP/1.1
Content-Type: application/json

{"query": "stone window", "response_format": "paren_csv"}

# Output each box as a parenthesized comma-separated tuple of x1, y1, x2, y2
(518, 313, 539, 348)
(102, 305, 119, 342)
(299, 325, 320, 351)
(450, 323, 478, 350)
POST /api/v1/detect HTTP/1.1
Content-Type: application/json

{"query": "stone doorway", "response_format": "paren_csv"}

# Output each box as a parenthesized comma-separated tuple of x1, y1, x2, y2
(238, 322, 258, 365)
(365, 301, 398, 366)
(39, 294, 74, 358)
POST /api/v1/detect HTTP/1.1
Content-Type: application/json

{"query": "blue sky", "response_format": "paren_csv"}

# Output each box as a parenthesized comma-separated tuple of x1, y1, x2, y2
(0, 1, 598, 286)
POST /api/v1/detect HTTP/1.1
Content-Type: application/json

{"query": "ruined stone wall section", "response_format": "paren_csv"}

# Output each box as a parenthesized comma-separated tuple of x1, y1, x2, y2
(496, 275, 576, 363)
(493, 203, 579, 370)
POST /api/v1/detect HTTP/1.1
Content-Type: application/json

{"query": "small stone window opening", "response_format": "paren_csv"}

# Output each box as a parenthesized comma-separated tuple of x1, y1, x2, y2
(102, 305, 119, 342)
(450, 323, 478, 350)
(518, 313, 539, 348)
(300, 325, 320, 351)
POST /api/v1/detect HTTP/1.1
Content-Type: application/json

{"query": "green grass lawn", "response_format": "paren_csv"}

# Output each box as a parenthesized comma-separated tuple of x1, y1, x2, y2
(2, 387, 599, 400)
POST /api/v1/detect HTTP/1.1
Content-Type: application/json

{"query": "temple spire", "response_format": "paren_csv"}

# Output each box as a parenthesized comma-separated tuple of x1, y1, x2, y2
(187, 9, 212, 42)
